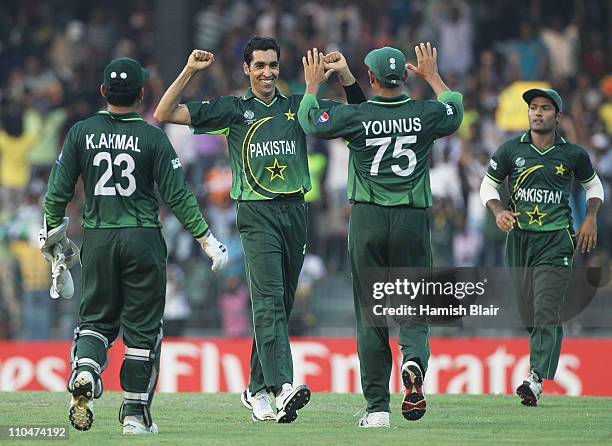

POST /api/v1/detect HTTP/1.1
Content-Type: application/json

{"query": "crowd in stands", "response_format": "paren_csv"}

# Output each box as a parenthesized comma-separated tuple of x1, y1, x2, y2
(0, 0, 609, 339)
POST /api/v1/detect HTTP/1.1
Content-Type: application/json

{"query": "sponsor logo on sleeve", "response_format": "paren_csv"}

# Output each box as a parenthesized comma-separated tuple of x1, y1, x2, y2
(171, 158, 182, 170)
(317, 111, 330, 125)
(444, 103, 454, 115)
(489, 159, 497, 170)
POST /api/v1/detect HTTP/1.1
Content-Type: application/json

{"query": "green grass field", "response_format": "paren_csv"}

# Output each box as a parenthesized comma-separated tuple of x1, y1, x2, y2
(0, 392, 611, 445)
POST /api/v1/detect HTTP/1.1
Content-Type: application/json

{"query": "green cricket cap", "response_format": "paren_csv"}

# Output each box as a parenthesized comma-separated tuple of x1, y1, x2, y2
(364, 47, 406, 86)
(522, 88, 563, 112)
(103, 57, 150, 95)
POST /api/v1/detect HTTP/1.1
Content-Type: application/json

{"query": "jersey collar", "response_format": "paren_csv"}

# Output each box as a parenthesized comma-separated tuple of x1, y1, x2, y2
(97, 110, 144, 122)
(367, 94, 411, 106)
(520, 131, 567, 145)
(521, 131, 567, 155)
(243, 87, 287, 102)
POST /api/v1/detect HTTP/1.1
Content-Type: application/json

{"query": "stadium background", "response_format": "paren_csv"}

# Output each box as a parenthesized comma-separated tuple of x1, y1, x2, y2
(0, 0, 610, 396)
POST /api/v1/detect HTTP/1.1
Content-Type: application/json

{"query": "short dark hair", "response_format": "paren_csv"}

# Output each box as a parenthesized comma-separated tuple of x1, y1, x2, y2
(243, 36, 281, 65)
(106, 90, 140, 107)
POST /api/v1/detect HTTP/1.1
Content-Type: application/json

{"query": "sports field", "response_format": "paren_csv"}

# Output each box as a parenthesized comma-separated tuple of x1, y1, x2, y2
(0, 392, 610, 445)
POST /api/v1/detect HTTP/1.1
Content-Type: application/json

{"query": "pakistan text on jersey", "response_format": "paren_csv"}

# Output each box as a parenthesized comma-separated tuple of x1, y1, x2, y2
(514, 187, 563, 204)
(85, 133, 141, 152)
(249, 140, 296, 158)
(362, 118, 421, 136)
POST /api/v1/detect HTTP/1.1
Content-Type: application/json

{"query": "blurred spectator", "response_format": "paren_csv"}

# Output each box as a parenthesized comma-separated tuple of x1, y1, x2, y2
(49, 20, 86, 82)
(508, 21, 548, 81)
(437, 1, 474, 78)
(7, 188, 51, 340)
(540, 13, 580, 86)
(0, 106, 38, 217)
(0, 238, 21, 339)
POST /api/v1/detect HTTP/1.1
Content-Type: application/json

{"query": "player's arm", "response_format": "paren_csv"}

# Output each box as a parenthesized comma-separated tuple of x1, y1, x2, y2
(323, 51, 367, 104)
(407, 42, 464, 136)
(153, 50, 215, 125)
(42, 126, 82, 299)
(480, 145, 519, 233)
(44, 126, 82, 228)
(298, 48, 353, 139)
(575, 149, 604, 253)
(153, 131, 227, 270)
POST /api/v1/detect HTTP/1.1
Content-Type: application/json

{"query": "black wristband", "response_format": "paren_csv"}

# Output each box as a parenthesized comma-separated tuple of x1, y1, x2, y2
(343, 82, 367, 104)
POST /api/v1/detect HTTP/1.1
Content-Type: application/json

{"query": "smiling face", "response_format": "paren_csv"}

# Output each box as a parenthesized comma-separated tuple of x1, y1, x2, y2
(243, 49, 279, 103)
(528, 96, 560, 134)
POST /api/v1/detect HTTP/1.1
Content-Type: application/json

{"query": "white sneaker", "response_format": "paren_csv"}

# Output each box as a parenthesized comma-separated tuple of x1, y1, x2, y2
(516, 371, 542, 406)
(123, 416, 158, 435)
(240, 389, 252, 410)
(249, 390, 276, 421)
(401, 360, 427, 421)
(69, 371, 95, 431)
(275, 383, 311, 423)
(358, 411, 390, 428)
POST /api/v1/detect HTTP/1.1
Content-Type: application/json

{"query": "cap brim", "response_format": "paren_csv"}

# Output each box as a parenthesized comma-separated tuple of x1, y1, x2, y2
(522, 89, 555, 109)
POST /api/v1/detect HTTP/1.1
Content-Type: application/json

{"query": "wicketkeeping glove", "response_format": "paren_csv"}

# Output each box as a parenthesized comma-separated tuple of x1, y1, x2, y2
(38, 217, 80, 299)
(197, 230, 228, 272)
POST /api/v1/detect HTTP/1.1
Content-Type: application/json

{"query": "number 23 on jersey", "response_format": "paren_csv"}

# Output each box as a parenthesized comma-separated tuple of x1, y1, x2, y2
(93, 152, 136, 196)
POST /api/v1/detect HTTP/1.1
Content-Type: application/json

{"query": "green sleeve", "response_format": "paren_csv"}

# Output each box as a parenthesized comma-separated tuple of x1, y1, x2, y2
(44, 125, 81, 228)
(186, 96, 236, 136)
(485, 143, 512, 183)
(154, 131, 209, 238)
(574, 146, 597, 183)
(431, 91, 464, 138)
(297, 94, 353, 139)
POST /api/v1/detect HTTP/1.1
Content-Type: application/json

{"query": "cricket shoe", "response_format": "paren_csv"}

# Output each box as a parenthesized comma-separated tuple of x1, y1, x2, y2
(69, 371, 95, 431)
(401, 360, 427, 421)
(516, 371, 542, 407)
(240, 389, 252, 410)
(275, 383, 311, 423)
(123, 416, 158, 435)
(358, 411, 390, 428)
(247, 389, 276, 421)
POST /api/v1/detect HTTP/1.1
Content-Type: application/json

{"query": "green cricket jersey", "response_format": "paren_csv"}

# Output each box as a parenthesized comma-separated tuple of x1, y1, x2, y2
(187, 88, 340, 201)
(485, 132, 596, 232)
(44, 110, 209, 237)
(297, 91, 463, 207)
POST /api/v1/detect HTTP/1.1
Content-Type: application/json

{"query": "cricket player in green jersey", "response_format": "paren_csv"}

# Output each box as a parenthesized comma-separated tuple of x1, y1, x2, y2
(154, 36, 366, 423)
(480, 88, 604, 406)
(40, 57, 228, 434)
(299, 43, 463, 427)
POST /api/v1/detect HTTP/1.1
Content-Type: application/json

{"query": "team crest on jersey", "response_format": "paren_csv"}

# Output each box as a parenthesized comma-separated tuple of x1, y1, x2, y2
(515, 157, 525, 168)
(317, 111, 330, 125)
(244, 109, 256, 124)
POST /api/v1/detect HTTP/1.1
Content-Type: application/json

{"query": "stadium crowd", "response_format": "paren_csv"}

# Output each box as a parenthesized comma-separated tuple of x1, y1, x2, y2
(0, 0, 610, 339)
